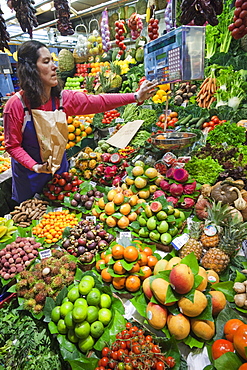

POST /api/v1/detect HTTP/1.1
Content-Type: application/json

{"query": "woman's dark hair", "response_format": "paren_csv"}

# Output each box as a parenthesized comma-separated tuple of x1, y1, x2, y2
(17, 40, 61, 108)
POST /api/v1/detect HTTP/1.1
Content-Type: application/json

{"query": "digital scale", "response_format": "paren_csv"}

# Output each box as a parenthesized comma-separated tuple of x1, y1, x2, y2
(144, 26, 205, 84)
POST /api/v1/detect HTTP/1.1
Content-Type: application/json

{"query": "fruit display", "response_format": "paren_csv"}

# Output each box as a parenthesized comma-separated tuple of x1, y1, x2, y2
(15, 249, 77, 313)
(101, 109, 120, 124)
(96, 321, 177, 370)
(201, 115, 226, 131)
(10, 198, 49, 227)
(173, 82, 198, 106)
(58, 49, 75, 72)
(87, 29, 103, 56)
(62, 219, 114, 263)
(155, 112, 179, 130)
(32, 209, 78, 244)
(0, 217, 17, 243)
(68, 186, 104, 211)
(0, 126, 5, 151)
(94, 140, 117, 154)
(43, 172, 83, 202)
(64, 76, 84, 90)
(66, 114, 93, 149)
(0, 155, 11, 173)
(152, 84, 171, 104)
(233, 281, 247, 308)
(101, 9, 111, 52)
(96, 239, 158, 293)
(0, 236, 41, 280)
(49, 273, 114, 353)
(91, 155, 129, 186)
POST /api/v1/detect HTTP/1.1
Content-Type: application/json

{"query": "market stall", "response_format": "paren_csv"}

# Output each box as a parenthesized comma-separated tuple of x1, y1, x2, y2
(1, 0, 247, 369)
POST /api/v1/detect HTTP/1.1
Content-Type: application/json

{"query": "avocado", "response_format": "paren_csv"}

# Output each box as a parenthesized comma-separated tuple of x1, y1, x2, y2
(135, 47, 144, 63)
(135, 36, 147, 48)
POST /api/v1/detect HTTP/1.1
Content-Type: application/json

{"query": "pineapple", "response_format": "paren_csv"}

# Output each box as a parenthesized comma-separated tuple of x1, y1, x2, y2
(84, 75, 95, 93)
(109, 63, 122, 89)
(179, 221, 203, 260)
(201, 248, 230, 274)
(200, 201, 232, 248)
(218, 218, 247, 257)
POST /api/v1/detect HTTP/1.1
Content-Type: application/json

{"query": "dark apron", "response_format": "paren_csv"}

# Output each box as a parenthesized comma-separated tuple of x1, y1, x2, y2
(12, 93, 69, 203)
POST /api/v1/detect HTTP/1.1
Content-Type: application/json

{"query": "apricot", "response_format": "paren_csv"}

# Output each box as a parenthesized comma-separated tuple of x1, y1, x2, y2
(105, 216, 117, 227)
(119, 203, 131, 215)
(153, 259, 168, 275)
(142, 277, 153, 300)
(206, 269, 220, 284)
(151, 278, 175, 306)
(196, 266, 208, 292)
(190, 319, 215, 340)
(165, 257, 181, 270)
(138, 190, 150, 199)
(169, 264, 194, 295)
(167, 313, 190, 340)
(178, 290, 208, 317)
(146, 302, 167, 330)
(209, 290, 226, 316)
(107, 189, 117, 201)
(98, 197, 105, 209)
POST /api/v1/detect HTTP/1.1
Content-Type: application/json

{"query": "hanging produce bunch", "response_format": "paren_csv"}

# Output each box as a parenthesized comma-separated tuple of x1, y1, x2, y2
(0, 5, 10, 51)
(115, 19, 127, 58)
(164, 1, 173, 32)
(229, 0, 247, 39)
(128, 12, 143, 40)
(148, 17, 159, 40)
(10, 0, 38, 38)
(100, 9, 111, 52)
(54, 0, 74, 36)
(180, 0, 224, 26)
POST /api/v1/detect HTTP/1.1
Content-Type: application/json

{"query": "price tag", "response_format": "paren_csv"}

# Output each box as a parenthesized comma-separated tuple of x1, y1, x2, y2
(121, 174, 127, 182)
(164, 109, 172, 116)
(115, 118, 124, 123)
(119, 231, 132, 239)
(53, 207, 63, 212)
(3, 69, 10, 74)
(186, 216, 193, 230)
(39, 249, 52, 260)
(242, 240, 247, 258)
(108, 127, 115, 135)
(171, 233, 189, 250)
(4, 214, 11, 220)
(142, 105, 152, 109)
(86, 216, 96, 223)
(138, 40, 146, 46)
(126, 55, 133, 61)
(90, 181, 97, 187)
(181, 101, 187, 107)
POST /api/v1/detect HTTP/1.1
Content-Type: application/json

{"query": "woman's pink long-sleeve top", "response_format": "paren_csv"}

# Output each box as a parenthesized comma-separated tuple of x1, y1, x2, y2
(4, 90, 136, 170)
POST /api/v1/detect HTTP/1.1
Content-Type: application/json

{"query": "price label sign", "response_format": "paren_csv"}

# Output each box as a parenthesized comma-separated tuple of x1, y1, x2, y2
(108, 127, 115, 135)
(90, 181, 97, 187)
(171, 233, 189, 250)
(119, 231, 132, 239)
(39, 249, 52, 260)
(86, 216, 96, 224)
(142, 105, 152, 109)
(115, 118, 124, 123)
(53, 207, 63, 212)
(4, 214, 11, 220)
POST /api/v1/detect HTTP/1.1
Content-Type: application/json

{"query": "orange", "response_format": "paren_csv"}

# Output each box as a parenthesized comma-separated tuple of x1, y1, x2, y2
(85, 126, 93, 134)
(101, 251, 107, 259)
(76, 136, 82, 143)
(104, 202, 115, 215)
(138, 252, 148, 267)
(117, 216, 130, 229)
(113, 192, 124, 205)
(80, 123, 85, 131)
(67, 116, 73, 124)
(105, 253, 113, 264)
(142, 247, 153, 256)
(101, 268, 112, 283)
(75, 128, 81, 136)
(113, 261, 126, 275)
(68, 124, 75, 132)
(66, 143, 70, 150)
(68, 141, 75, 147)
(106, 216, 117, 227)
(120, 203, 131, 215)
(147, 255, 158, 269)
(68, 133, 76, 141)
(170, 111, 178, 118)
(238, 364, 247, 370)
(224, 319, 244, 342)
(73, 120, 81, 128)
(111, 244, 125, 260)
(124, 246, 139, 262)
(112, 276, 126, 290)
(125, 275, 141, 292)
(128, 212, 138, 222)
(140, 265, 152, 280)
(129, 263, 140, 273)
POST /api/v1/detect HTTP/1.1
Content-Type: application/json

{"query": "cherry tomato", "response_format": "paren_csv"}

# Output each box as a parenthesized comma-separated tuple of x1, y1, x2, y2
(117, 363, 125, 370)
(211, 339, 234, 360)
(165, 356, 176, 368)
(152, 345, 161, 353)
(212, 117, 220, 124)
(159, 114, 166, 122)
(145, 335, 153, 342)
(202, 121, 210, 128)
(102, 347, 111, 357)
(155, 361, 165, 370)
(110, 351, 118, 361)
(208, 121, 215, 127)
(100, 357, 109, 367)
(117, 349, 125, 361)
(132, 344, 141, 354)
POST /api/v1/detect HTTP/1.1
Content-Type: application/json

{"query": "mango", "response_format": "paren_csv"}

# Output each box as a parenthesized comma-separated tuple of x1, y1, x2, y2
(169, 264, 194, 295)
(209, 290, 226, 316)
(196, 267, 208, 292)
(151, 278, 175, 306)
(142, 277, 153, 300)
(178, 290, 208, 317)
(165, 257, 181, 270)
(191, 319, 215, 340)
(206, 270, 220, 284)
(167, 313, 190, 340)
(153, 259, 168, 275)
(146, 302, 167, 330)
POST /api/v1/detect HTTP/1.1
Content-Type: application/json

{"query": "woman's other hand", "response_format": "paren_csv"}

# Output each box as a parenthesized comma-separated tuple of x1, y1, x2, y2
(32, 163, 51, 173)
(135, 79, 159, 103)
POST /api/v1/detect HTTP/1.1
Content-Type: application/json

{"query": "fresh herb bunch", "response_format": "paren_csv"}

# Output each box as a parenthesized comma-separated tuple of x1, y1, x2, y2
(185, 156, 224, 185)
(207, 121, 246, 147)
(0, 302, 68, 370)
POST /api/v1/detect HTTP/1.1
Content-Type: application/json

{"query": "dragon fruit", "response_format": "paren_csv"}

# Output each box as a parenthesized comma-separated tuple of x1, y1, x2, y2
(169, 183, 184, 197)
(153, 190, 166, 199)
(112, 176, 122, 187)
(173, 168, 189, 183)
(101, 153, 111, 162)
(183, 181, 197, 194)
(166, 167, 175, 179)
(160, 179, 170, 192)
(104, 165, 118, 177)
(96, 164, 105, 175)
(167, 196, 179, 206)
(180, 197, 195, 209)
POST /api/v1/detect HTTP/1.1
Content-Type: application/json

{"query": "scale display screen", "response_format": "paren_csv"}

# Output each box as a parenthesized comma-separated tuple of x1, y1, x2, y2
(144, 26, 205, 84)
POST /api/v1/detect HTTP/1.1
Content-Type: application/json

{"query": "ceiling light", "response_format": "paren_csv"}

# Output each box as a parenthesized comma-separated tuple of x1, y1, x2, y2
(40, 3, 52, 12)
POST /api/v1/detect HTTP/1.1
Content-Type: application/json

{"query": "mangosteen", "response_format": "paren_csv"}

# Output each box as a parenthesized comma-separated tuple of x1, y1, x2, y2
(70, 199, 78, 207)
(98, 239, 108, 249)
(78, 238, 87, 246)
(84, 200, 93, 210)
(79, 252, 93, 263)
(62, 239, 71, 248)
(81, 194, 89, 202)
(83, 225, 90, 232)
(73, 193, 81, 202)
(88, 196, 95, 202)
(87, 190, 94, 197)
(87, 241, 97, 250)
(74, 232, 80, 239)
(95, 224, 101, 230)
(106, 233, 114, 243)
(97, 229, 107, 238)
(77, 246, 86, 255)
(94, 191, 102, 197)
(86, 230, 95, 240)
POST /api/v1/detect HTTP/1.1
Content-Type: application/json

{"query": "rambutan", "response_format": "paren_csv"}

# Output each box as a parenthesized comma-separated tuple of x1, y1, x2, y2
(16, 279, 28, 289)
(69, 262, 77, 271)
(45, 286, 55, 297)
(33, 282, 46, 293)
(35, 292, 47, 304)
(24, 289, 35, 299)
(17, 288, 28, 297)
(51, 275, 63, 289)
(60, 256, 69, 264)
(65, 276, 74, 285)
(24, 298, 36, 310)
(51, 267, 60, 276)
(43, 276, 52, 285)
(33, 304, 43, 313)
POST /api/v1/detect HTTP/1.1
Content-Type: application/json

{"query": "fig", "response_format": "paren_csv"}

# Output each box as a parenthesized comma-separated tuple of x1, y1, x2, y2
(74, 193, 81, 202)
(71, 199, 78, 207)
(150, 201, 162, 213)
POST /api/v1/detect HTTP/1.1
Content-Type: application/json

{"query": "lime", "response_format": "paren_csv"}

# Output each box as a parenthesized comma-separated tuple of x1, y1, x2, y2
(72, 305, 87, 323)
(81, 275, 95, 286)
(74, 298, 88, 308)
(86, 288, 101, 306)
(67, 285, 80, 302)
(64, 311, 74, 329)
(51, 306, 61, 322)
(87, 306, 99, 323)
(78, 335, 95, 353)
(78, 278, 94, 295)
(57, 319, 67, 334)
(67, 328, 79, 343)
(179, 211, 186, 221)
(60, 301, 74, 318)
(100, 294, 112, 308)
(98, 308, 112, 326)
(90, 320, 104, 338)
(74, 320, 90, 339)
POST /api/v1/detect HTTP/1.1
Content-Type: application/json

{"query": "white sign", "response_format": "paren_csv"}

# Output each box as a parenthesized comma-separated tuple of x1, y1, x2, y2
(39, 249, 52, 259)
(108, 127, 115, 135)
(119, 231, 132, 239)
(86, 216, 96, 223)
(90, 181, 97, 187)
(142, 105, 152, 109)
(4, 214, 11, 220)
(115, 118, 124, 123)
(171, 233, 189, 250)
(53, 207, 63, 212)
(106, 120, 144, 149)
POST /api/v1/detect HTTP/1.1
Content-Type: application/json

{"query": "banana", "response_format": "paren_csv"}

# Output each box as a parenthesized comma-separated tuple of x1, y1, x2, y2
(146, 6, 151, 23)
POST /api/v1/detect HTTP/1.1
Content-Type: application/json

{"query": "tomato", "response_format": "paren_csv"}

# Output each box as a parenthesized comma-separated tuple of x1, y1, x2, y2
(165, 356, 176, 368)
(119, 341, 127, 349)
(117, 349, 125, 360)
(211, 339, 235, 360)
(212, 117, 220, 124)
(145, 335, 153, 342)
(110, 351, 118, 361)
(155, 361, 165, 370)
(58, 178, 66, 186)
(57, 193, 65, 201)
(125, 364, 133, 370)
(159, 114, 166, 122)
(224, 319, 244, 342)
(100, 357, 109, 367)
(208, 121, 215, 127)
(102, 347, 111, 357)
(202, 121, 210, 128)
(132, 344, 141, 354)
(117, 363, 125, 370)
(152, 345, 161, 353)
(233, 324, 247, 360)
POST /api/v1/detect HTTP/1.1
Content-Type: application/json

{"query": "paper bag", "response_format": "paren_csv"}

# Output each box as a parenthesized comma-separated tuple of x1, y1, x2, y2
(32, 109, 68, 175)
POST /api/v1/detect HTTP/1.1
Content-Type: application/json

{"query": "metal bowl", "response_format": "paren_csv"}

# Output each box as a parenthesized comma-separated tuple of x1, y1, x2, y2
(151, 131, 197, 151)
